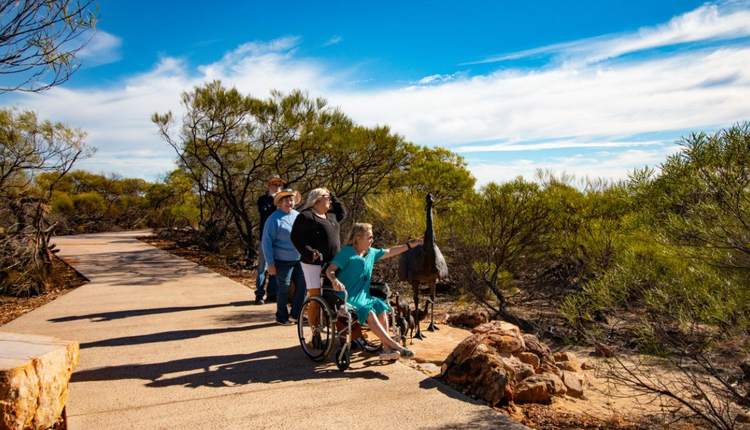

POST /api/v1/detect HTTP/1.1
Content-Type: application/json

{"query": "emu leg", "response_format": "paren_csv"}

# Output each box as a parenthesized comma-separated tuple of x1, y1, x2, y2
(427, 281, 439, 331)
(413, 286, 426, 340)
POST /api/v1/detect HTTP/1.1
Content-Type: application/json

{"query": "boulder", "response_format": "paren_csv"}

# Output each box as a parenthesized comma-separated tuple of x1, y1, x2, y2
(443, 347, 511, 406)
(472, 321, 522, 339)
(562, 371, 586, 398)
(514, 379, 551, 404)
(556, 360, 582, 373)
(554, 351, 578, 363)
(447, 309, 489, 328)
(481, 330, 525, 354)
(442, 333, 484, 372)
(504, 358, 535, 383)
(516, 352, 540, 369)
(0, 332, 79, 430)
(522, 334, 555, 365)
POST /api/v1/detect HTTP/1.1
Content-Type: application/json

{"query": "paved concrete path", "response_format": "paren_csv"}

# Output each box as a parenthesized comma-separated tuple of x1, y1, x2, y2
(2, 231, 526, 430)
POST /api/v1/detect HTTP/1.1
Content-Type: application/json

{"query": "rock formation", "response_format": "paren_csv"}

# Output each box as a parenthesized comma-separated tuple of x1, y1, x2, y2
(441, 321, 588, 406)
(1, 332, 79, 430)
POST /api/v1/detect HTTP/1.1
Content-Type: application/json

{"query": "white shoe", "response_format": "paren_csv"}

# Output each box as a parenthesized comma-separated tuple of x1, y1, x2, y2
(379, 348, 400, 361)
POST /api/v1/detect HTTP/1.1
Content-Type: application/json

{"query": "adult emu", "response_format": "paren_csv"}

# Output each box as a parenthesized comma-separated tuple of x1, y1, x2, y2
(398, 193, 448, 339)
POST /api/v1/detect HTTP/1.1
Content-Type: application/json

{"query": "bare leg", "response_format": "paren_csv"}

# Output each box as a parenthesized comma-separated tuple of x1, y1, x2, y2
(307, 288, 321, 326)
(366, 311, 403, 352)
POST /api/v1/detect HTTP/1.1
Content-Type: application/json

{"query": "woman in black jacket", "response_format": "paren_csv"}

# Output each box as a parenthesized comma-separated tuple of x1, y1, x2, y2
(291, 187, 346, 296)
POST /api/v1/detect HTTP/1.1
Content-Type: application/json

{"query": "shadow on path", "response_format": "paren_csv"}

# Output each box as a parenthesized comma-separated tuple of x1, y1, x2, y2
(50, 301, 255, 323)
(80, 322, 277, 349)
(72, 345, 390, 388)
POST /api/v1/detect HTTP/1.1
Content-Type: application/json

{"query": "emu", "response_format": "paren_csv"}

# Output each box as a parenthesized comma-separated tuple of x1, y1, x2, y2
(398, 193, 448, 340)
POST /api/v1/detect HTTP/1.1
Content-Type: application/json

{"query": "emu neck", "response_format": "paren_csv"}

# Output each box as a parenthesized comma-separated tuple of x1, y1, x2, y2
(424, 199, 435, 250)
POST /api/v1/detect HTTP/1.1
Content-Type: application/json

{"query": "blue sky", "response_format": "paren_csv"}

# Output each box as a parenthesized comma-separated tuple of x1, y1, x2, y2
(4, 0, 750, 185)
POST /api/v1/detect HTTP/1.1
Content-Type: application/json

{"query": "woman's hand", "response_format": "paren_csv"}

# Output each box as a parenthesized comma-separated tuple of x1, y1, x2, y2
(408, 236, 425, 247)
(331, 278, 346, 292)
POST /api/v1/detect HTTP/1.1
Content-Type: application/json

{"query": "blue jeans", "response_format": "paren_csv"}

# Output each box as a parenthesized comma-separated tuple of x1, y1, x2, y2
(255, 249, 277, 299)
(273, 259, 306, 323)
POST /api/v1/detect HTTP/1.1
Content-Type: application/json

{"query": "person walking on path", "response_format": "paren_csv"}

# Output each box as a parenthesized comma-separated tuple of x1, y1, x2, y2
(326, 223, 421, 360)
(290, 187, 346, 297)
(262, 188, 307, 325)
(255, 175, 284, 305)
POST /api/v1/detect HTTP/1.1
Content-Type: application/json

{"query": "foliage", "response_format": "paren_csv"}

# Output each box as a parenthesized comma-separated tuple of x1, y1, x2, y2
(0, 0, 99, 92)
(0, 107, 93, 295)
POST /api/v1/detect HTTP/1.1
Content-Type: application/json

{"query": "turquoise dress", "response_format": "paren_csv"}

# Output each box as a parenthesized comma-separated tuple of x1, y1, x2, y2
(331, 245, 389, 323)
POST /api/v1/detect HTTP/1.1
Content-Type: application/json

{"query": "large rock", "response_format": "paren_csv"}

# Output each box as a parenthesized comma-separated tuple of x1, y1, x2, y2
(447, 309, 488, 328)
(516, 352, 540, 369)
(562, 371, 585, 398)
(0, 332, 79, 430)
(514, 373, 566, 404)
(522, 334, 554, 366)
(443, 345, 512, 406)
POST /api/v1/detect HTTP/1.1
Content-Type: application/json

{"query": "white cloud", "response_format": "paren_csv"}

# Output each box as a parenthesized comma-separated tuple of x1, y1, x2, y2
(467, 1, 750, 66)
(469, 148, 674, 187)
(77, 30, 123, 67)
(6, 2, 750, 184)
(456, 140, 666, 152)
(325, 36, 343, 46)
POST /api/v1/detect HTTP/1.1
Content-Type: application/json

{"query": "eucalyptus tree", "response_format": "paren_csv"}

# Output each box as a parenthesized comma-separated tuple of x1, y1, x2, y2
(153, 81, 351, 264)
(0, 107, 94, 295)
(0, 0, 98, 93)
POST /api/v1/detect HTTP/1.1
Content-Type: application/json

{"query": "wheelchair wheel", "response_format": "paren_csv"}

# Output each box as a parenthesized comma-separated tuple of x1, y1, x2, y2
(298, 296, 335, 362)
(335, 347, 350, 371)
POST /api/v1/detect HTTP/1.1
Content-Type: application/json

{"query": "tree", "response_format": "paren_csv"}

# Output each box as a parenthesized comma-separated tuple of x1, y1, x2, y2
(451, 179, 551, 330)
(153, 81, 351, 264)
(0, 107, 94, 295)
(0, 0, 98, 93)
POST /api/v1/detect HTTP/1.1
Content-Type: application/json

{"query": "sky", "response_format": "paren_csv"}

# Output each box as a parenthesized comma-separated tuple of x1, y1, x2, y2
(3, 0, 750, 186)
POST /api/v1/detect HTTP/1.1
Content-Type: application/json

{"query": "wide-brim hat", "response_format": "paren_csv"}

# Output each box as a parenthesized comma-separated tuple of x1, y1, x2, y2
(266, 175, 286, 186)
(274, 189, 301, 206)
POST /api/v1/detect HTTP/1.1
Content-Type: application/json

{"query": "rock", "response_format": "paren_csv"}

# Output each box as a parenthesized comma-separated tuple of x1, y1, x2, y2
(0, 332, 79, 430)
(524, 373, 567, 397)
(514, 380, 551, 404)
(472, 321, 522, 339)
(523, 334, 555, 366)
(562, 371, 585, 398)
(580, 360, 593, 370)
(537, 361, 563, 378)
(516, 352, 540, 369)
(554, 351, 578, 363)
(504, 358, 535, 383)
(442, 333, 484, 372)
(443, 348, 511, 406)
(482, 330, 525, 354)
(447, 309, 488, 328)
(737, 412, 750, 423)
(556, 360, 582, 373)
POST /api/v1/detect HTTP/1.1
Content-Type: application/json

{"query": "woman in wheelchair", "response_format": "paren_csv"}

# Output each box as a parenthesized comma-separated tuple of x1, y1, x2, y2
(325, 223, 422, 360)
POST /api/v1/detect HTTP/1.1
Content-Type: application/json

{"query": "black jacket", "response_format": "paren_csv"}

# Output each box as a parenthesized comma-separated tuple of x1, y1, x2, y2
(257, 191, 276, 240)
(290, 194, 345, 265)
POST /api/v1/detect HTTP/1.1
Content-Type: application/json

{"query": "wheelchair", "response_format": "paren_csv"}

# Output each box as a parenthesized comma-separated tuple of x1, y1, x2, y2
(297, 282, 403, 370)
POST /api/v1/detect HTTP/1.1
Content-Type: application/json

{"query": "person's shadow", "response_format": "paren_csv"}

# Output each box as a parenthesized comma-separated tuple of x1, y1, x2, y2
(72, 345, 390, 388)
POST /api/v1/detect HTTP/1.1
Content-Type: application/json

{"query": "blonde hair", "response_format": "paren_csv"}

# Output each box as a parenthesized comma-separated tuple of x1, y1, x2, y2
(302, 188, 328, 211)
(346, 223, 372, 246)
